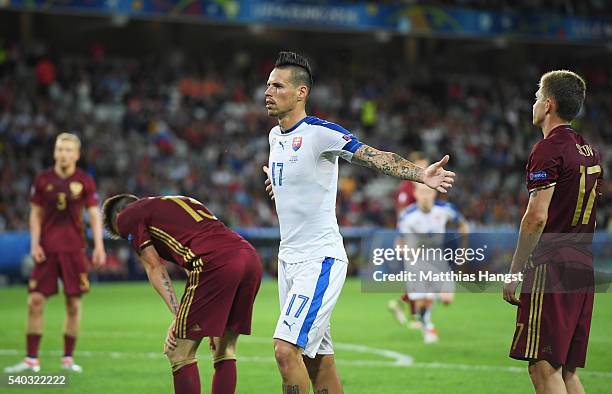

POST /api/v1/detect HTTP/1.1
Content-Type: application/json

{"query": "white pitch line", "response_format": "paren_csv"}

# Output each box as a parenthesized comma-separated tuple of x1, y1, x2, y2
(0, 348, 611, 378)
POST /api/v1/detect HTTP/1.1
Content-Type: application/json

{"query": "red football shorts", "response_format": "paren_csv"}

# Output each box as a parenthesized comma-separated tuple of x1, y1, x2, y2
(175, 247, 262, 339)
(509, 262, 594, 368)
(28, 251, 90, 297)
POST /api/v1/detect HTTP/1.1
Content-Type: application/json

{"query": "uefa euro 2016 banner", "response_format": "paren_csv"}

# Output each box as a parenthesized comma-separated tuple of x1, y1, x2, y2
(3, 0, 612, 43)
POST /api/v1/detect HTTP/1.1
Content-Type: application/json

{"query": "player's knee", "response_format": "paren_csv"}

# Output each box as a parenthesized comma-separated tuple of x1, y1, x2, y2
(28, 293, 45, 313)
(165, 347, 195, 372)
(529, 360, 560, 385)
(562, 366, 578, 383)
(212, 345, 236, 365)
(65, 299, 80, 317)
(274, 340, 299, 370)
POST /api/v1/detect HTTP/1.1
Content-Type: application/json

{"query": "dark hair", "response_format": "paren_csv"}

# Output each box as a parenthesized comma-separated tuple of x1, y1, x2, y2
(102, 193, 138, 239)
(274, 51, 313, 91)
(540, 70, 586, 122)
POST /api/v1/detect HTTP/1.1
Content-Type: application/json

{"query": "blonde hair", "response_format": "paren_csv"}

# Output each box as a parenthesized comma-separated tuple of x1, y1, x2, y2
(55, 133, 81, 150)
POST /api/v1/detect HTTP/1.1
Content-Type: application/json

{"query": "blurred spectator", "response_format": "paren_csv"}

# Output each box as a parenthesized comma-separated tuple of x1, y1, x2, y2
(0, 41, 609, 232)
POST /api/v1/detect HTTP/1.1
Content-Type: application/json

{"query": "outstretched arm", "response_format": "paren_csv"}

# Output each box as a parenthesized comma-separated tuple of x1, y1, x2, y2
(139, 245, 180, 316)
(352, 144, 456, 193)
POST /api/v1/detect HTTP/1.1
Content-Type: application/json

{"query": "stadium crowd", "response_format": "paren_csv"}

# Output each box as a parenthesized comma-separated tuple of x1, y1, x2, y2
(0, 41, 610, 233)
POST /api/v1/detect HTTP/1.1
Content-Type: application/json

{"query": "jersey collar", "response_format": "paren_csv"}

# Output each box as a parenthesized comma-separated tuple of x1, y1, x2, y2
(280, 116, 310, 134)
(547, 124, 572, 138)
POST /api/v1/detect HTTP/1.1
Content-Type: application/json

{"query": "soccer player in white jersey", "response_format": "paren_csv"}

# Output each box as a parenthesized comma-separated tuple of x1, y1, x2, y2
(391, 182, 469, 343)
(263, 52, 456, 394)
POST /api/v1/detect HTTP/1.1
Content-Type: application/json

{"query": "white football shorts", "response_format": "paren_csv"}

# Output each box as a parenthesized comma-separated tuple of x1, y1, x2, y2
(273, 256, 348, 358)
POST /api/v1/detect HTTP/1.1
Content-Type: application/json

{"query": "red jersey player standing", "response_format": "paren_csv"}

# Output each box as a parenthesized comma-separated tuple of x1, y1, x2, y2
(4, 133, 106, 374)
(503, 71, 603, 394)
(102, 194, 262, 394)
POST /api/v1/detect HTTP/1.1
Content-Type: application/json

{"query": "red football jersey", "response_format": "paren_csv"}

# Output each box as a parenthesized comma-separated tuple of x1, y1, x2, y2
(30, 168, 99, 253)
(396, 181, 416, 213)
(526, 125, 603, 266)
(116, 196, 253, 269)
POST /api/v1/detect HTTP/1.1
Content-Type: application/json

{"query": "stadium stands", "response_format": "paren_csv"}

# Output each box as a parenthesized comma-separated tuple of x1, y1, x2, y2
(0, 39, 610, 233)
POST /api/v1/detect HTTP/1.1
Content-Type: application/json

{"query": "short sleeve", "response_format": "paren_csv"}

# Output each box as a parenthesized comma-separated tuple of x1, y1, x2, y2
(443, 202, 463, 224)
(313, 120, 363, 162)
(83, 175, 99, 207)
(30, 175, 44, 206)
(526, 141, 561, 193)
(116, 205, 152, 253)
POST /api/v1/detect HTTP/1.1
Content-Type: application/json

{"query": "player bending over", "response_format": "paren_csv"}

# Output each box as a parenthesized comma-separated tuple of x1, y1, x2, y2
(103, 194, 262, 394)
(503, 70, 602, 394)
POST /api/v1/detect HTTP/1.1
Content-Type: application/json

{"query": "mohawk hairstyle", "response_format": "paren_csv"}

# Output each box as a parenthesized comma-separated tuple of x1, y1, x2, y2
(274, 51, 313, 90)
(102, 193, 138, 239)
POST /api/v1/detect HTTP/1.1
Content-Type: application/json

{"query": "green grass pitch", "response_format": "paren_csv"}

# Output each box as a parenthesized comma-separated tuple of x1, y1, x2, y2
(1, 279, 610, 393)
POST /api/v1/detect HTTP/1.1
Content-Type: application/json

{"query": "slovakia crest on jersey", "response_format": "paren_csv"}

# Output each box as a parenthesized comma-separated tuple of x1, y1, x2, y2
(292, 136, 303, 151)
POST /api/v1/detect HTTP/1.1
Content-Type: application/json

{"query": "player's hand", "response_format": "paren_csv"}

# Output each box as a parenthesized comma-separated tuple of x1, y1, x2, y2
(503, 278, 521, 306)
(92, 246, 106, 267)
(422, 155, 456, 193)
(262, 166, 275, 201)
(163, 319, 177, 353)
(31, 244, 46, 264)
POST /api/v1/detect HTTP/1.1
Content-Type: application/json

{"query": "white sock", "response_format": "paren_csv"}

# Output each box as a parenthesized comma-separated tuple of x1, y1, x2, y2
(420, 305, 434, 330)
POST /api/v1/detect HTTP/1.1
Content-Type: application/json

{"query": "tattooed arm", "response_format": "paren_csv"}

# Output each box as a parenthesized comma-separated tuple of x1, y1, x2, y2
(352, 144, 456, 193)
(139, 245, 180, 316)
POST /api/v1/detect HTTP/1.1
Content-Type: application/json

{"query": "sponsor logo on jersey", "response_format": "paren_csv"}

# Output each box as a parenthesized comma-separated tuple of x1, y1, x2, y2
(292, 136, 303, 151)
(342, 134, 354, 141)
(289, 155, 299, 164)
(529, 171, 547, 180)
(278, 140, 286, 150)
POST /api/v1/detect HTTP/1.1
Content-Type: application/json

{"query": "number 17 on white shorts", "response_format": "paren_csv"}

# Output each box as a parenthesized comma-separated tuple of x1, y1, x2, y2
(273, 257, 348, 358)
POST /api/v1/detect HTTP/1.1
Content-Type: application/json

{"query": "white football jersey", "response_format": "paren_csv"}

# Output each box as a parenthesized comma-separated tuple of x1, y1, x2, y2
(397, 200, 463, 235)
(268, 116, 363, 263)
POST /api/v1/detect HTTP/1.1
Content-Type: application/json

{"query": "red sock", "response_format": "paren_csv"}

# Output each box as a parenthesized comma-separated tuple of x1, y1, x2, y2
(26, 334, 41, 358)
(212, 359, 236, 394)
(172, 363, 200, 394)
(64, 335, 77, 357)
(409, 300, 417, 316)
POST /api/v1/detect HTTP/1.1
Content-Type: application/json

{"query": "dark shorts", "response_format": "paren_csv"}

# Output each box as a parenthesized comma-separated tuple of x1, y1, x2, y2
(509, 262, 594, 368)
(175, 248, 262, 339)
(28, 251, 90, 297)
